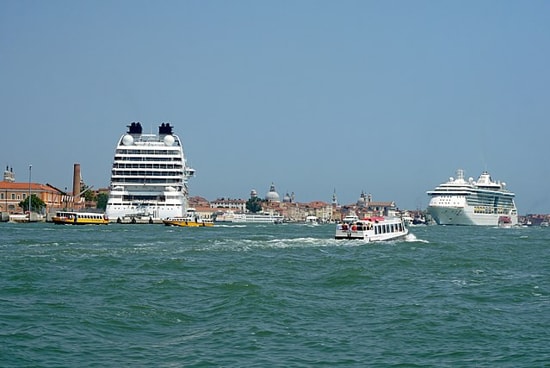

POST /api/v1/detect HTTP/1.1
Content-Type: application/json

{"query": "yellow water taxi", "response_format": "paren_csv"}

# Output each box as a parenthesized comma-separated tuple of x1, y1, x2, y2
(52, 211, 109, 225)
(162, 208, 214, 227)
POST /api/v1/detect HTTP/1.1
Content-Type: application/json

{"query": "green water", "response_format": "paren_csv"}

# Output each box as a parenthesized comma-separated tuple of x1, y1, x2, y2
(1, 223, 549, 367)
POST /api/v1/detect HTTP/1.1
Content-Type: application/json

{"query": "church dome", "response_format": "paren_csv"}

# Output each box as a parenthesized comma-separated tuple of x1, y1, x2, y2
(283, 192, 291, 203)
(265, 183, 280, 202)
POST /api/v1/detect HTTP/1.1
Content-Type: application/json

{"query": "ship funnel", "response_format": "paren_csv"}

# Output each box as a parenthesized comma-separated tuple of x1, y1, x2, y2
(159, 123, 173, 135)
(127, 122, 143, 134)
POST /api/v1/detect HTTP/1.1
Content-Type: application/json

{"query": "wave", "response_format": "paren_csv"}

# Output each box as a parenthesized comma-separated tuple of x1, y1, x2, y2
(213, 224, 247, 228)
(404, 233, 429, 243)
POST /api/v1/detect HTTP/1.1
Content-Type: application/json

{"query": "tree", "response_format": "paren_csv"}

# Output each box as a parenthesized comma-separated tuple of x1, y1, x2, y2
(246, 197, 263, 213)
(96, 192, 109, 210)
(81, 183, 96, 202)
(19, 194, 46, 213)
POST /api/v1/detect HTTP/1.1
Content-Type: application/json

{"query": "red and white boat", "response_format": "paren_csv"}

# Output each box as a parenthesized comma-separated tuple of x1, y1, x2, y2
(335, 214, 408, 241)
(498, 215, 513, 228)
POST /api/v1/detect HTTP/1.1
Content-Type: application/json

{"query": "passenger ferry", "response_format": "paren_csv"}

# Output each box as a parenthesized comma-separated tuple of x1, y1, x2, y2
(105, 122, 195, 221)
(427, 169, 518, 226)
(231, 212, 284, 224)
(335, 214, 408, 241)
(52, 211, 109, 225)
(214, 211, 284, 224)
(163, 208, 214, 227)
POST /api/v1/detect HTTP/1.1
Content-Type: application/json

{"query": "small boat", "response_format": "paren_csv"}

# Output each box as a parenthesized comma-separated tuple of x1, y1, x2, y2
(9, 213, 32, 223)
(163, 208, 214, 227)
(305, 215, 319, 226)
(52, 211, 109, 225)
(9, 212, 44, 223)
(498, 215, 513, 228)
(412, 215, 427, 226)
(335, 214, 408, 241)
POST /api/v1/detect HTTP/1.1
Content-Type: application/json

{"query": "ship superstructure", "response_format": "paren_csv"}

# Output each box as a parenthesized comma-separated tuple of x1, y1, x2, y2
(105, 122, 195, 221)
(426, 169, 518, 226)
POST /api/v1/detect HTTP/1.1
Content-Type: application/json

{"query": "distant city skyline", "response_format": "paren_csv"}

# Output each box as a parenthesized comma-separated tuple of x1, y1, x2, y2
(2, 1, 550, 213)
(1, 163, 537, 217)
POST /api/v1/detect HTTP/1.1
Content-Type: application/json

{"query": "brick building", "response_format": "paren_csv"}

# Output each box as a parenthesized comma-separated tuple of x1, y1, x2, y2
(0, 166, 77, 214)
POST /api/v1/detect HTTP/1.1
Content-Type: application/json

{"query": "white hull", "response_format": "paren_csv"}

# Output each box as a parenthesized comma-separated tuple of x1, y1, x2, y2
(106, 204, 182, 221)
(230, 213, 283, 223)
(106, 187, 186, 220)
(428, 205, 519, 226)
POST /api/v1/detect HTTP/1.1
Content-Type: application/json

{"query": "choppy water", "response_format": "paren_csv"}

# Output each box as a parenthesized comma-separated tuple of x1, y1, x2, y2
(1, 222, 549, 367)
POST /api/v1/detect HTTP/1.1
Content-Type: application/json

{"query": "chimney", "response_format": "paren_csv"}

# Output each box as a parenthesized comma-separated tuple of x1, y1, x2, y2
(73, 163, 81, 206)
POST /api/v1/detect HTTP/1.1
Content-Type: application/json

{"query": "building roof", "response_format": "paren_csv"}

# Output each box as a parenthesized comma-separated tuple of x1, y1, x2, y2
(367, 201, 395, 207)
(0, 182, 63, 193)
(211, 198, 246, 203)
(306, 201, 329, 209)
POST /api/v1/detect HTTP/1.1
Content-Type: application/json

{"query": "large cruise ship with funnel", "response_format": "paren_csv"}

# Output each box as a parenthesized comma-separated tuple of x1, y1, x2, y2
(427, 169, 518, 226)
(105, 122, 195, 221)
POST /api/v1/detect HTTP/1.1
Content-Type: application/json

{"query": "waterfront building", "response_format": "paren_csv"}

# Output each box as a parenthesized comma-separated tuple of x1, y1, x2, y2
(0, 167, 66, 213)
(209, 197, 246, 212)
(355, 191, 397, 217)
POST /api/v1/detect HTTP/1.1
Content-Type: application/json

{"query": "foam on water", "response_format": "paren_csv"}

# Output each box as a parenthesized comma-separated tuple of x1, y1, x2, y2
(404, 232, 429, 243)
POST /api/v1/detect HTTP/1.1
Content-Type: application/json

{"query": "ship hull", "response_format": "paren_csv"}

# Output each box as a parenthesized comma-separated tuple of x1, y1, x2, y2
(428, 205, 518, 226)
(106, 205, 183, 221)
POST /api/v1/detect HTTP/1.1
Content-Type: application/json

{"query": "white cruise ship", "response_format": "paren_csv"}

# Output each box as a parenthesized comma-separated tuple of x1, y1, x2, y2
(427, 169, 518, 226)
(105, 122, 195, 221)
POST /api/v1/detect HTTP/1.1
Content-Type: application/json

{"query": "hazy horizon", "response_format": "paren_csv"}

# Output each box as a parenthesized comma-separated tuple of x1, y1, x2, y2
(2, 1, 549, 213)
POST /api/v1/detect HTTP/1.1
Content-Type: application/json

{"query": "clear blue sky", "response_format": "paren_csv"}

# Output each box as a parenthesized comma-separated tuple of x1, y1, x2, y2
(1, 1, 549, 213)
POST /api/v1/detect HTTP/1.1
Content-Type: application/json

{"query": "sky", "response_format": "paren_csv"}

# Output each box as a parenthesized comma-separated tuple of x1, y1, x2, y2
(1, 0, 550, 214)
